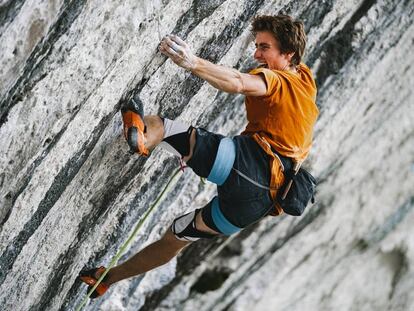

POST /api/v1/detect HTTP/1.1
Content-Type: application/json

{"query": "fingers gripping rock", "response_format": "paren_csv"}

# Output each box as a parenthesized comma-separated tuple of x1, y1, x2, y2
(159, 34, 196, 70)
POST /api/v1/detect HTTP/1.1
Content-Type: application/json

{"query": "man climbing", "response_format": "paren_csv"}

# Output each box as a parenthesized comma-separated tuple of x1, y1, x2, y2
(79, 14, 319, 298)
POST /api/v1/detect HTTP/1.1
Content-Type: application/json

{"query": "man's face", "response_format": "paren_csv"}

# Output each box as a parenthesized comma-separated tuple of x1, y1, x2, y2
(254, 31, 292, 70)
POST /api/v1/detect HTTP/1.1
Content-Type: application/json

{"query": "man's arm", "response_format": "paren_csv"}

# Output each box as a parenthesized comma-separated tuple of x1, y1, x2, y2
(159, 35, 267, 97)
(190, 57, 267, 96)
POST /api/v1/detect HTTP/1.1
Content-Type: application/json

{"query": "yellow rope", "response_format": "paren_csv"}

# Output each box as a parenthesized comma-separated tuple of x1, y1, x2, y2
(75, 168, 183, 311)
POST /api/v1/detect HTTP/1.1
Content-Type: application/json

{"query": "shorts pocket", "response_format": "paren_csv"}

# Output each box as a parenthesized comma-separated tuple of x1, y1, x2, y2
(220, 192, 273, 228)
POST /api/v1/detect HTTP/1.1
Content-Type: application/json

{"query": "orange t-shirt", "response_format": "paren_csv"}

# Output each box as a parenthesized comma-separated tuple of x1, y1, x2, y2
(242, 63, 319, 162)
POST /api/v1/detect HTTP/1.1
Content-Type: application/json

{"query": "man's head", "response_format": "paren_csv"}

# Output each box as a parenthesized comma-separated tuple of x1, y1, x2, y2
(251, 15, 306, 70)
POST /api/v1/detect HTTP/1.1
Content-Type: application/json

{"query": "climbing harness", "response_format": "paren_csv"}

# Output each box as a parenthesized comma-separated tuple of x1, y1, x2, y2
(207, 137, 236, 185)
(210, 196, 241, 235)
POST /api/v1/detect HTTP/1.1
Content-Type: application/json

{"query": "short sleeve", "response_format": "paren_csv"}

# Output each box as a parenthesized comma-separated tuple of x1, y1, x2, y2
(249, 67, 281, 96)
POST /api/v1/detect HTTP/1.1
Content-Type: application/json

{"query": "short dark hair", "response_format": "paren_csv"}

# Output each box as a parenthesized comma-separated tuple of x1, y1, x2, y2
(251, 15, 306, 66)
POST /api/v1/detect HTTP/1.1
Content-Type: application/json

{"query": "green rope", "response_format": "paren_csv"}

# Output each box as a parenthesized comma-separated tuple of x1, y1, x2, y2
(75, 168, 184, 311)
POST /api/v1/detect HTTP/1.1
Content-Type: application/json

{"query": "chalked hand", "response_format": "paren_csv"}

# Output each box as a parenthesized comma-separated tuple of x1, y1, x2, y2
(159, 35, 197, 70)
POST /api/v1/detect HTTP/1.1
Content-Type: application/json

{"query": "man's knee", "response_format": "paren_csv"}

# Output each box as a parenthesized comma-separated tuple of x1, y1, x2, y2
(162, 228, 190, 248)
(171, 209, 218, 242)
(158, 119, 194, 158)
(195, 210, 219, 235)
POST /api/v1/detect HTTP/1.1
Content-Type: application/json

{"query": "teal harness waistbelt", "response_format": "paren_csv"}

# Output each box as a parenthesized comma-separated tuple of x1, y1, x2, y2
(211, 197, 241, 235)
(207, 137, 236, 185)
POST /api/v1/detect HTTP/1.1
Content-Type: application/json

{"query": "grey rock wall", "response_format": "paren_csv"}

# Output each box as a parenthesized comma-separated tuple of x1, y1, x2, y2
(0, 0, 413, 310)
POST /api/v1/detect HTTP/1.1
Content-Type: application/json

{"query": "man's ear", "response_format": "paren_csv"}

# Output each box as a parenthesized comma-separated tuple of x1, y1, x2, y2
(285, 52, 295, 62)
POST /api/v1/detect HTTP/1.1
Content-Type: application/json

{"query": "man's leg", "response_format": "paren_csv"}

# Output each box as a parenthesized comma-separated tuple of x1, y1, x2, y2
(104, 229, 189, 285)
(79, 99, 223, 292)
(96, 210, 218, 286)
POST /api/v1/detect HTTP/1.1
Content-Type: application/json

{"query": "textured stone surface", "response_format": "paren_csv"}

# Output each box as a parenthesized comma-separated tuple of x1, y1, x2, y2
(0, 0, 413, 310)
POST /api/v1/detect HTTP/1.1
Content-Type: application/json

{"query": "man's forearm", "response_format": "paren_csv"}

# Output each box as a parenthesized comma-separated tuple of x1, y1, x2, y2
(159, 35, 252, 94)
(190, 57, 244, 94)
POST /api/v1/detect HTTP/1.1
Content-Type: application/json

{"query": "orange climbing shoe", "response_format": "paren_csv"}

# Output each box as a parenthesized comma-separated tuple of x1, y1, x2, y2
(121, 94, 149, 156)
(79, 266, 110, 299)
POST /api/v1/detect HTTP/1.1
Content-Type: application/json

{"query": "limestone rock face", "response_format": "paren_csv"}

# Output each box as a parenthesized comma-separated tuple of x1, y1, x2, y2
(0, 0, 413, 310)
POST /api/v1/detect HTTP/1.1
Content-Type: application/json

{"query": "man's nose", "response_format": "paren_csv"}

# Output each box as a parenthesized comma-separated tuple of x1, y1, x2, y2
(254, 49, 261, 59)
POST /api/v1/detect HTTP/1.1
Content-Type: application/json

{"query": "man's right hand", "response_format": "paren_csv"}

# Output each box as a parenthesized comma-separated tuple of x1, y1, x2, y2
(159, 35, 197, 71)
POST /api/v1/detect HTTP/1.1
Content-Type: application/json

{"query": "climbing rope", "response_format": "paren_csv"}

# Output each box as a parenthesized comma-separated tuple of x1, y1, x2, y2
(75, 167, 184, 311)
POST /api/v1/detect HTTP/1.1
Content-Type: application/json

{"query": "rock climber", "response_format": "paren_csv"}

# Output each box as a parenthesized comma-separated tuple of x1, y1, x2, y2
(79, 14, 319, 298)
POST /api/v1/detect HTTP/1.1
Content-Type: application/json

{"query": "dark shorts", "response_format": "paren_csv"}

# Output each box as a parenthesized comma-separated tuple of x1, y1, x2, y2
(186, 128, 274, 234)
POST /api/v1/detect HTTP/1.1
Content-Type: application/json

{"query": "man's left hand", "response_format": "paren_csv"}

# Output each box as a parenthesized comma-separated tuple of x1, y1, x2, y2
(159, 35, 197, 70)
